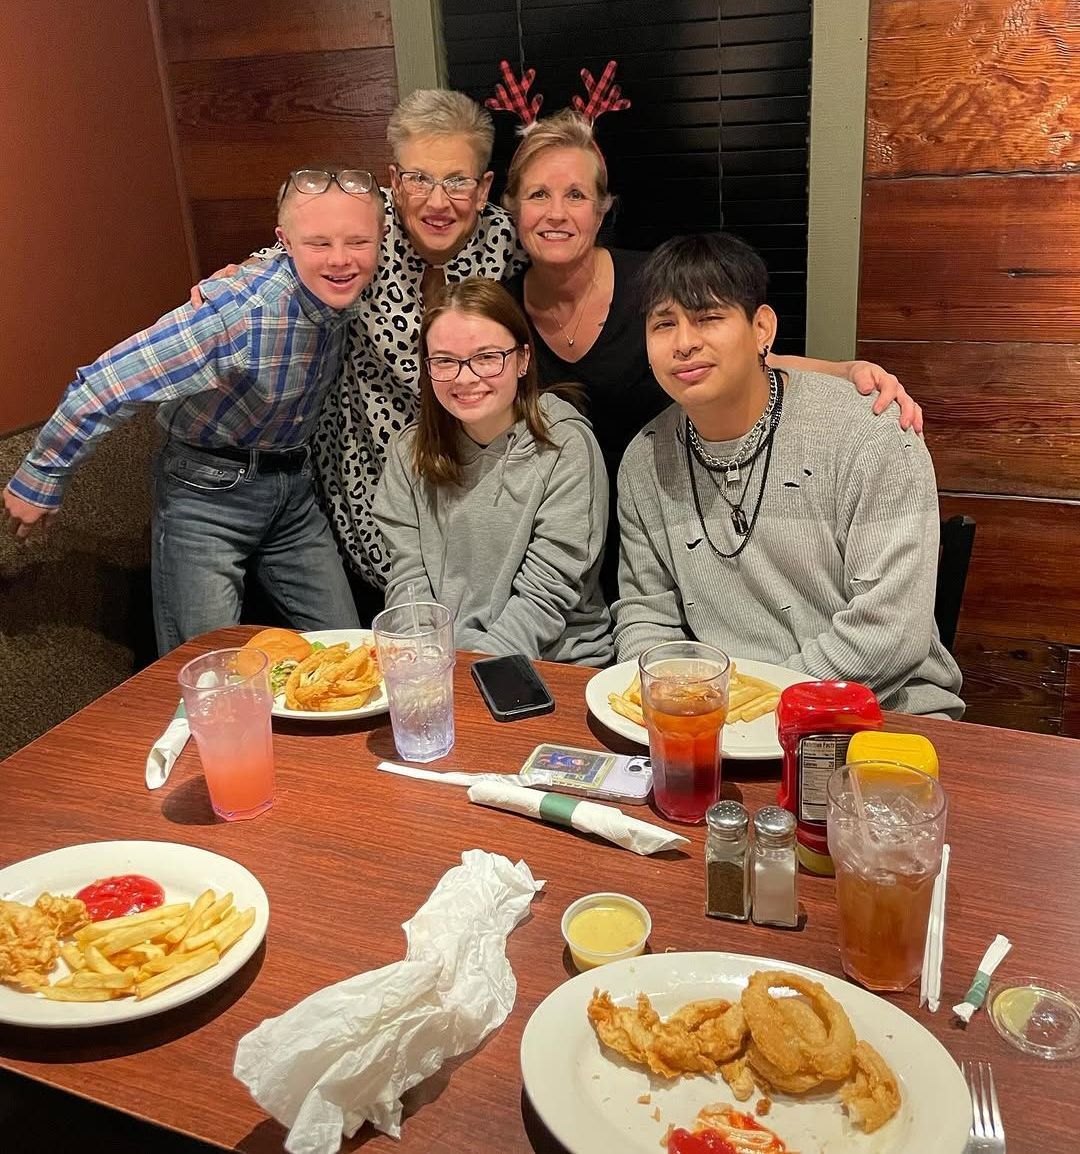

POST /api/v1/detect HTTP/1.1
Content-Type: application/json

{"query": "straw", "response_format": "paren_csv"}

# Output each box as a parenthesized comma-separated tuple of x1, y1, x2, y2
(847, 763, 873, 845)
(920, 842, 950, 1011)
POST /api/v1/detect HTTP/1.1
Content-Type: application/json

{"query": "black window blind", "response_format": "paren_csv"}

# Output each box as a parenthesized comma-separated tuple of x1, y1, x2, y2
(443, 0, 811, 354)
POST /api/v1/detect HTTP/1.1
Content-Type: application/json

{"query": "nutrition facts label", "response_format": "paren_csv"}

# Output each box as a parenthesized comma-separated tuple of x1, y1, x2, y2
(798, 733, 853, 822)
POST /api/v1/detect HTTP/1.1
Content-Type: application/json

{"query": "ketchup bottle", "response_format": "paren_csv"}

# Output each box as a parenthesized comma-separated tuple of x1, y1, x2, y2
(776, 681, 883, 875)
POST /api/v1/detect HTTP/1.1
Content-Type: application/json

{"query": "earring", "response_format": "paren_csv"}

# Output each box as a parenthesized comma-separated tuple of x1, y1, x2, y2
(758, 344, 770, 372)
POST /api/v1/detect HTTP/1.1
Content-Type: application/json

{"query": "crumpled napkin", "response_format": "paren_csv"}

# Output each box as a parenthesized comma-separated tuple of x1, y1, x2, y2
(145, 700, 190, 789)
(233, 849, 543, 1154)
(468, 779, 690, 855)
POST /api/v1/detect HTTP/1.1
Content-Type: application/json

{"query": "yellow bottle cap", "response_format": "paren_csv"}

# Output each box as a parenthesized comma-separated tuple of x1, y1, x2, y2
(846, 731, 939, 779)
(796, 842, 835, 876)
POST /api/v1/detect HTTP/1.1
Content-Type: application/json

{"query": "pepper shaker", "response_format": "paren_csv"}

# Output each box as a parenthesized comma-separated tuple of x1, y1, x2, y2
(705, 801, 750, 920)
(751, 805, 799, 927)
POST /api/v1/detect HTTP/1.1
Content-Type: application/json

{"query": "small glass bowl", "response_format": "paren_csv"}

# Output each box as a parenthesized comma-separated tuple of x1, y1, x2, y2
(989, 976, 1080, 1061)
(561, 892, 651, 972)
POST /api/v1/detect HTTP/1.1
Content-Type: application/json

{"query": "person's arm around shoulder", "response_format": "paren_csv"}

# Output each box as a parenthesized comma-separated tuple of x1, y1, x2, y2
(456, 421, 608, 658)
(4, 299, 238, 536)
(612, 437, 691, 661)
(372, 431, 437, 606)
(785, 418, 941, 695)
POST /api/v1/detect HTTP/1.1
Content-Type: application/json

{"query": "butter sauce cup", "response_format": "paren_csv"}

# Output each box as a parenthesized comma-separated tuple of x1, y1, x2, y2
(561, 892, 652, 971)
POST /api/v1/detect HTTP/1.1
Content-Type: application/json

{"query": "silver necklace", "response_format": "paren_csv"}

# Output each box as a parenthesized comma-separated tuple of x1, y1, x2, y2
(543, 258, 598, 348)
(688, 370, 780, 485)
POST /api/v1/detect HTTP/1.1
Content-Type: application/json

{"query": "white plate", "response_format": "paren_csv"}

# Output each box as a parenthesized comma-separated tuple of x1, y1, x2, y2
(0, 840, 270, 1028)
(586, 658, 810, 759)
(271, 629, 388, 722)
(521, 951, 969, 1154)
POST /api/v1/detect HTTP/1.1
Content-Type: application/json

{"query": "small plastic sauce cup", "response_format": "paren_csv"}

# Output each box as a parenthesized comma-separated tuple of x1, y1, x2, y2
(561, 892, 651, 971)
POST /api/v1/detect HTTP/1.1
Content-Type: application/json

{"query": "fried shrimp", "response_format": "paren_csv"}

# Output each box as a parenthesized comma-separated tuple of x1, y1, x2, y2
(839, 1040, 902, 1133)
(0, 894, 88, 990)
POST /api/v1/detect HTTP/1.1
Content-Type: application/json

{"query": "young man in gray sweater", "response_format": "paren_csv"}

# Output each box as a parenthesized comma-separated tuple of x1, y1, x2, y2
(614, 233, 963, 718)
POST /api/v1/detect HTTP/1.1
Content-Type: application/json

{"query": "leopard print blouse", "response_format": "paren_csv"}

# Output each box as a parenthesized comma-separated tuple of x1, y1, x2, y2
(313, 190, 526, 587)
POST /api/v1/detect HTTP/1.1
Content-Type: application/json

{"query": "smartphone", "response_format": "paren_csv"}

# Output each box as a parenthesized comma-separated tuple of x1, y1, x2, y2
(471, 654, 555, 722)
(520, 743, 653, 804)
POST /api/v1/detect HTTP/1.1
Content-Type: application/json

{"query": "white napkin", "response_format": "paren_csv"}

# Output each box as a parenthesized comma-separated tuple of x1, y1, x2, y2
(233, 849, 543, 1154)
(467, 779, 689, 856)
(145, 700, 190, 789)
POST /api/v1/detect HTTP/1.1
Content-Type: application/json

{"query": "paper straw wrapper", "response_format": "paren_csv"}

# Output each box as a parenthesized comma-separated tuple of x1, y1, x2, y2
(953, 933, 1012, 1023)
(145, 700, 190, 790)
(467, 780, 688, 856)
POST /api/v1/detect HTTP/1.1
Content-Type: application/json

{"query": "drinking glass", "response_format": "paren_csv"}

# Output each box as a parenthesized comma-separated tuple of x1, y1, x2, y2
(372, 602, 456, 763)
(177, 648, 275, 821)
(827, 761, 947, 991)
(638, 641, 730, 823)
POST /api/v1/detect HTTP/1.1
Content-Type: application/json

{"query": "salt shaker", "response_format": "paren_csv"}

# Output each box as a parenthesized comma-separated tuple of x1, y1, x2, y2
(751, 805, 798, 927)
(704, 801, 750, 920)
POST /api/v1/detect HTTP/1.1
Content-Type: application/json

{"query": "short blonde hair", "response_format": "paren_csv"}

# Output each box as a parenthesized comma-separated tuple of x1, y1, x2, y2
(502, 109, 613, 217)
(387, 90, 495, 171)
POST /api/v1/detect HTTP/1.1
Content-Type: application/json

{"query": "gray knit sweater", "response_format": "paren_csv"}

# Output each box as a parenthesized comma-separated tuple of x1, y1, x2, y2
(614, 371, 964, 718)
(374, 393, 613, 666)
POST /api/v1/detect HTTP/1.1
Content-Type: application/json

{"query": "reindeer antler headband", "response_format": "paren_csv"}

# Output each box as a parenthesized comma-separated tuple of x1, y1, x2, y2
(486, 59, 631, 129)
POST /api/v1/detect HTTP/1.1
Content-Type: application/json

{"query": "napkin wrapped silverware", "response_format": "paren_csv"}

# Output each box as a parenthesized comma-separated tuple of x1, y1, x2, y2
(467, 779, 690, 856)
(145, 700, 190, 789)
(233, 849, 543, 1154)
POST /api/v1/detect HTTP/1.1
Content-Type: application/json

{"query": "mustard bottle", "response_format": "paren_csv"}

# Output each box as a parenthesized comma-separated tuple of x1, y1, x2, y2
(845, 731, 939, 779)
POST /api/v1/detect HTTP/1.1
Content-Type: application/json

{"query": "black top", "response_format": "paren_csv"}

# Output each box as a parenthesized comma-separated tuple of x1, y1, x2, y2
(504, 248, 668, 475)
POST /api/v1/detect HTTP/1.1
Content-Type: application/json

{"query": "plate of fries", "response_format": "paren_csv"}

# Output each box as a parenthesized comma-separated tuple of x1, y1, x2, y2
(0, 841, 269, 1027)
(272, 629, 388, 720)
(585, 658, 809, 759)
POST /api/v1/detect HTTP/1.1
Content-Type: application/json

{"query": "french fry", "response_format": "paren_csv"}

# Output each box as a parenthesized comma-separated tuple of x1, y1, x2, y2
(164, 889, 215, 945)
(611, 667, 783, 730)
(193, 893, 234, 934)
(84, 944, 122, 975)
(60, 943, 86, 971)
(210, 907, 256, 954)
(135, 947, 220, 1000)
(40, 985, 116, 1002)
(730, 692, 781, 724)
(181, 909, 241, 953)
(608, 692, 645, 727)
(75, 903, 191, 946)
(137, 944, 217, 975)
(71, 969, 135, 990)
(97, 916, 185, 957)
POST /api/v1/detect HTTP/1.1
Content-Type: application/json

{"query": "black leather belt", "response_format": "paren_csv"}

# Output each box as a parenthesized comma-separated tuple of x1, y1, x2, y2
(180, 442, 309, 473)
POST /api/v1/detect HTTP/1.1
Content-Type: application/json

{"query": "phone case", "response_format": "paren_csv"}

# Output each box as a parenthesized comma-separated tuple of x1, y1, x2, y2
(470, 654, 555, 722)
(519, 743, 653, 804)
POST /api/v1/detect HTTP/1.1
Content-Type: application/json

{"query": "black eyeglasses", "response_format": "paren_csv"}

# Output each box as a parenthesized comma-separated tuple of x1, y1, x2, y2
(288, 169, 376, 198)
(425, 346, 520, 382)
(398, 171, 481, 201)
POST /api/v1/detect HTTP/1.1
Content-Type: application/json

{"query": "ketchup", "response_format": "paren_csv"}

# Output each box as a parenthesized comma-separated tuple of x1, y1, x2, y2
(777, 680, 882, 874)
(75, 874, 165, 921)
(668, 1129, 738, 1154)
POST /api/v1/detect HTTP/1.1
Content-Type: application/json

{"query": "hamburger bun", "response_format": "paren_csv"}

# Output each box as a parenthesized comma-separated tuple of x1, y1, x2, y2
(243, 627, 313, 666)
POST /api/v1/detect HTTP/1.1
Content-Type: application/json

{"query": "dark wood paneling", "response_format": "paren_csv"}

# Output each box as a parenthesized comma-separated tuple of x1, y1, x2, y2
(952, 632, 1066, 734)
(938, 494, 1080, 645)
(1064, 649, 1080, 739)
(866, 0, 1080, 178)
(856, 340, 1080, 498)
(859, 174, 1080, 343)
(158, 0, 393, 61)
(170, 48, 397, 201)
(189, 199, 278, 276)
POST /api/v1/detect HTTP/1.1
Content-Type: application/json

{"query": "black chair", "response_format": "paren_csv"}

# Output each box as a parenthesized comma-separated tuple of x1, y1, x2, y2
(935, 515, 976, 652)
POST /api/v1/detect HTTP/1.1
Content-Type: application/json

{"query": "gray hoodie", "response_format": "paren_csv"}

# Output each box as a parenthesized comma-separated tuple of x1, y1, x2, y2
(374, 392, 613, 666)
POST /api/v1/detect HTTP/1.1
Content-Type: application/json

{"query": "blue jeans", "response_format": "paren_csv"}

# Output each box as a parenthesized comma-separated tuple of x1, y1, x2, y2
(151, 442, 360, 654)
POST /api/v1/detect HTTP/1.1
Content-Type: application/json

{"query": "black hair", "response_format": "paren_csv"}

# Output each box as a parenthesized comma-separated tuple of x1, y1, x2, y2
(638, 232, 769, 322)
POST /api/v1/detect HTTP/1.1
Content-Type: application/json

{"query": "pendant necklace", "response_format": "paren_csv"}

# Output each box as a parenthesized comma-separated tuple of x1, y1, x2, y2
(687, 368, 780, 485)
(546, 259, 597, 348)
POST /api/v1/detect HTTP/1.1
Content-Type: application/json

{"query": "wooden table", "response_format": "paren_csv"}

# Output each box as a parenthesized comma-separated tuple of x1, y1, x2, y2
(1, 626, 1078, 1153)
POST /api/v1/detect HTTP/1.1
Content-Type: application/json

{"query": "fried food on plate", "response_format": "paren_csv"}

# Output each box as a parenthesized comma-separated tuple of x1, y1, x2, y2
(587, 968, 899, 1135)
(0, 895, 89, 990)
(607, 664, 782, 729)
(283, 641, 382, 712)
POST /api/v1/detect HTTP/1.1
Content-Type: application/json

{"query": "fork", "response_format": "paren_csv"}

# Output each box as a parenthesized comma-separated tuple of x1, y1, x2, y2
(963, 1060, 1006, 1152)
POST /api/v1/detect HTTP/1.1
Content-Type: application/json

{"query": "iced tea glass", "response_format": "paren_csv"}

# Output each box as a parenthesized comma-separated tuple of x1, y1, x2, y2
(638, 641, 730, 824)
(827, 761, 947, 991)
(177, 648, 275, 821)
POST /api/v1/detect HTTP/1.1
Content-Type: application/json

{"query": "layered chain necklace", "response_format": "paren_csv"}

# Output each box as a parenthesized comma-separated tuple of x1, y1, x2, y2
(686, 369, 784, 559)
(686, 367, 780, 485)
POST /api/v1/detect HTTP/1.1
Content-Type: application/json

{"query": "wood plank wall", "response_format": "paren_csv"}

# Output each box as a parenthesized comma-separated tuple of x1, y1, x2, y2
(155, 0, 398, 275)
(858, 0, 1080, 735)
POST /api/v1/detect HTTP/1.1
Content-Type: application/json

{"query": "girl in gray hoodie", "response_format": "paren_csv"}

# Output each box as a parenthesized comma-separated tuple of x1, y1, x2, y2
(373, 278, 613, 666)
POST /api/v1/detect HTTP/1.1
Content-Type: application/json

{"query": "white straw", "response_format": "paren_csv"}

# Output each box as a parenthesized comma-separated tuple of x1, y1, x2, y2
(920, 842, 950, 1011)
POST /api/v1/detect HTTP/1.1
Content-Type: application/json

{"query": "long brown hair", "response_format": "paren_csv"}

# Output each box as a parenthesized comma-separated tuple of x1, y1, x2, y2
(413, 278, 553, 487)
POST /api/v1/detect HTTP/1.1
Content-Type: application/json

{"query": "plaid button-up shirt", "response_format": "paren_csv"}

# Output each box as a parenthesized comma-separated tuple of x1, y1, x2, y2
(9, 255, 362, 509)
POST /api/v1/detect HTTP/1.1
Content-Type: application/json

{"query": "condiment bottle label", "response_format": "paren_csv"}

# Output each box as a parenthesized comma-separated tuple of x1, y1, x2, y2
(797, 733, 853, 823)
